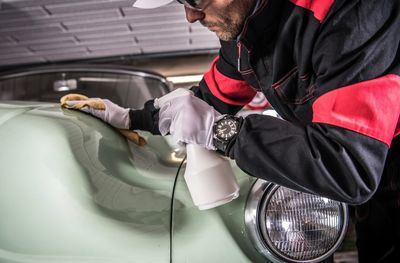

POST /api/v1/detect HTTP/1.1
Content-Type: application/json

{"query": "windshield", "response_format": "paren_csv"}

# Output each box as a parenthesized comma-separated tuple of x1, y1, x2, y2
(0, 68, 170, 109)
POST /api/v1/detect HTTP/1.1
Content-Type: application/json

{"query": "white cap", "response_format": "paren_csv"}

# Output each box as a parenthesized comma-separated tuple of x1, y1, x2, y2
(133, 0, 174, 9)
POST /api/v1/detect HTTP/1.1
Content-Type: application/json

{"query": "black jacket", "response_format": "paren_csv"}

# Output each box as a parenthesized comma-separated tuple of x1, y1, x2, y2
(132, 0, 400, 205)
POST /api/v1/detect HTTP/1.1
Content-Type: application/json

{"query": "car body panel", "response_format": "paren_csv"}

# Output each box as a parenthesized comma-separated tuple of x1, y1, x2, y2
(172, 166, 268, 263)
(0, 102, 272, 263)
(0, 103, 177, 263)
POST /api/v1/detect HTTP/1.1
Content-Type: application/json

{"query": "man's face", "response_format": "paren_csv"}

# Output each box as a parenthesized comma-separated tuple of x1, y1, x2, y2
(183, 0, 255, 41)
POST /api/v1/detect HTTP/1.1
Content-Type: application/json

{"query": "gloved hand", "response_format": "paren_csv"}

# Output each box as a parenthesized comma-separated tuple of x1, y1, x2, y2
(155, 88, 221, 150)
(60, 93, 146, 146)
(60, 94, 130, 129)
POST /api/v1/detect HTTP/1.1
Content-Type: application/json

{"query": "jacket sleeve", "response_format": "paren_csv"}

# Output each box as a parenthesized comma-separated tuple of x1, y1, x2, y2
(228, 0, 400, 205)
(129, 99, 161, 135)
(191, 40, 256, 115)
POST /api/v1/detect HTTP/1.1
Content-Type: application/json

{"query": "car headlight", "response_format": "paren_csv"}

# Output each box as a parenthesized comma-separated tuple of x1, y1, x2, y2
(245, 180, 348, 263)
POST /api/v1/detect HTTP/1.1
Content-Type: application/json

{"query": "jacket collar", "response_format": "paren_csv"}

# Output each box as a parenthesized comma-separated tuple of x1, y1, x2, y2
(237, 0, 283, 50)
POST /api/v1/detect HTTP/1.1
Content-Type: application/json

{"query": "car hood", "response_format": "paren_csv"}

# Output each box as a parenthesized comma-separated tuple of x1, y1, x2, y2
(0, 102, 177, 262)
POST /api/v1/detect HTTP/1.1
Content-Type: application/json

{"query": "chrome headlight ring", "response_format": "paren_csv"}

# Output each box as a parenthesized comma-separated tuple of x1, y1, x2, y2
(245, 180, 349, 263)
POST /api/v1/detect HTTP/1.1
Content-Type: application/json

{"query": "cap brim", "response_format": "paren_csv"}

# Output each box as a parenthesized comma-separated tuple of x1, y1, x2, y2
(133, 0, 174, 9)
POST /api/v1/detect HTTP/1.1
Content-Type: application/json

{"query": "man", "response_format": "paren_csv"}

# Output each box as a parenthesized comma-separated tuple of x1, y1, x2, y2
(66, 0, 400, 261)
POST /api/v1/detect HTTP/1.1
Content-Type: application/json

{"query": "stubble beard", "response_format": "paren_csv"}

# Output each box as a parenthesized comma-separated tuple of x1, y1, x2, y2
(201, 0, 253, 41)
(201, 18, 242, 41)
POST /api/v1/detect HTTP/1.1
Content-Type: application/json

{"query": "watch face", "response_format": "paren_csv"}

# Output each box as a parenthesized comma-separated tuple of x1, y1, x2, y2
(216, 118, 238, 140)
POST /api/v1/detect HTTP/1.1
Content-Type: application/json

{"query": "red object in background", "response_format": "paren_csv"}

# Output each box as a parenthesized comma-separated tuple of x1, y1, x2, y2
(247, 92, 270, 110)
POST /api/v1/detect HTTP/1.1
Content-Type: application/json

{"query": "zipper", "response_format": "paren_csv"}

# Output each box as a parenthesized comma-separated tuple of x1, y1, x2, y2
(237, 42, 242, 72)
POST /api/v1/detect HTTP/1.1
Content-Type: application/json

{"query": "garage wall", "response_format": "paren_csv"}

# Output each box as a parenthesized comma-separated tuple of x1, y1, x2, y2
(0, 0, 220, 68)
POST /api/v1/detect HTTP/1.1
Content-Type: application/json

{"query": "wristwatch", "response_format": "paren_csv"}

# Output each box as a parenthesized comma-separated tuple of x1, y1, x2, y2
(213, 115, 242, 154)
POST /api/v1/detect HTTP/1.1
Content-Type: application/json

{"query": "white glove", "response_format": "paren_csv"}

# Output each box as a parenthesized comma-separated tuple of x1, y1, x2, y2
(155, 88, 221, 150)
(65, 98, 131, 129)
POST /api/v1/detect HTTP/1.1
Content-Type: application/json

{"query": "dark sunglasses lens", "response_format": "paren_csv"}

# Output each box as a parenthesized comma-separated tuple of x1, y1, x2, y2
(177, 0, 199, 8)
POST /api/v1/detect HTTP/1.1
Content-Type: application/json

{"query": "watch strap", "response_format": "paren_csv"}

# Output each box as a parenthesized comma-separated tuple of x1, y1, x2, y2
(213, 115, 243, 155)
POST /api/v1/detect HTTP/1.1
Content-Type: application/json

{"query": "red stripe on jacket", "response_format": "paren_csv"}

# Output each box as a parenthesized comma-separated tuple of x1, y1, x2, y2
(312, 74, 400, 146)
(204, 57, 256, 106)
(290, 0, 334, 22)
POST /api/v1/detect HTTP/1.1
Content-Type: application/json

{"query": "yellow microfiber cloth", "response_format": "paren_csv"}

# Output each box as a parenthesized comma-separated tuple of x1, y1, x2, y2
(61, 94, 105, 110)
(60, 93, 146, 146)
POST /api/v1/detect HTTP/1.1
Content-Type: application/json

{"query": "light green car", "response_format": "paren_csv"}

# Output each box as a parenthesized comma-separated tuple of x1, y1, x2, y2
(0, 65, 348, 263)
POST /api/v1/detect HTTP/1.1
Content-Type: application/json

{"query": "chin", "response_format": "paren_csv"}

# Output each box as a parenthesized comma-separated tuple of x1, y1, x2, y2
(216, 32, 236, 41)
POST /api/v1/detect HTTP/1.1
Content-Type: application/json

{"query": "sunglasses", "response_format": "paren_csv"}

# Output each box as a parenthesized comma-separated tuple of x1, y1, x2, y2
(176, 0, 204, 11)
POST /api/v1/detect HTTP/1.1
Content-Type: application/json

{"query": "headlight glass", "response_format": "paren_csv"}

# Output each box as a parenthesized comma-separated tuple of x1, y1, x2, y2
(245, 180, 348, 263)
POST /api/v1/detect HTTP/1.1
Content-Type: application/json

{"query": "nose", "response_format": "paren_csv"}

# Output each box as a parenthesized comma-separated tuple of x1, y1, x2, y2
(184, 6, 205, 23)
